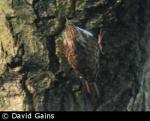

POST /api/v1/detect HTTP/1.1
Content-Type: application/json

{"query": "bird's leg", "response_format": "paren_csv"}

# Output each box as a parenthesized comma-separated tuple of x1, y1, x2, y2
(82, 80, 100, 97)
(80, 79, 91, 94)
(98, 30, 104, 55)
(85, 80, 91, 94)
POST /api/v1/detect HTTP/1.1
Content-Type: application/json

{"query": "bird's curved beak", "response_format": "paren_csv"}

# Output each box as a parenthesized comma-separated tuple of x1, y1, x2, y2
(65, 17, 69, 27)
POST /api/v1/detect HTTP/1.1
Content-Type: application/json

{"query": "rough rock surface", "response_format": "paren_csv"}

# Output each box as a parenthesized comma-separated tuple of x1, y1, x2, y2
(0, 0, 150, 111)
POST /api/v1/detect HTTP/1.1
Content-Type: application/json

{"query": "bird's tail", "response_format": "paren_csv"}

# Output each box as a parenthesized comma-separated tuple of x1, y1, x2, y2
(83, 81, 100, 98)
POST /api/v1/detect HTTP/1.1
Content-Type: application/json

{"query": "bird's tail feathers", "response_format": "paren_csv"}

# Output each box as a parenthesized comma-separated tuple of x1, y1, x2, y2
(83, 81, 100, 98)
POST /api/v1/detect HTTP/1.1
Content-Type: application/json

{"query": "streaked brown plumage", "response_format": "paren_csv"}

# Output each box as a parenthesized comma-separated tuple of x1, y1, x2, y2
(63, 22, 102, 97)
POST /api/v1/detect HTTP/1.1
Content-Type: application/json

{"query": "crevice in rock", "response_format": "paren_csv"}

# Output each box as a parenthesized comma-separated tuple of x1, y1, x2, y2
(20, 72, 34, 111)
(46, 37, 59, 73)
(32, 0, 65, 74)
(5, 15, 25, 69)
(5, 16, 18, 38)
(32, 0, 40, 18)
(7, 43, 24, 69)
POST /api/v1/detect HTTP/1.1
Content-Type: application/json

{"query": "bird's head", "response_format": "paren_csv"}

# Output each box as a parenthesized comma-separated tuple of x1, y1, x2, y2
(64, 18, 94, 48)
(64, 19, 77, 48)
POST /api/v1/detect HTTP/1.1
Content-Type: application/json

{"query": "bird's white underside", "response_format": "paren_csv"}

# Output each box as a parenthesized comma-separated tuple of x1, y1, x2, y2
(76, 27, 93, 37)
(64, 26, 94, 48)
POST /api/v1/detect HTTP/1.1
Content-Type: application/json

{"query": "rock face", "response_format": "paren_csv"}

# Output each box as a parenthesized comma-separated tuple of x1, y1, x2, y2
(0, 0, 150, 111)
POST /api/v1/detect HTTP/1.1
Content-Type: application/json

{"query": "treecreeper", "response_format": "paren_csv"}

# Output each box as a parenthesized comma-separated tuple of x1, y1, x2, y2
(63, 20, 104, 105)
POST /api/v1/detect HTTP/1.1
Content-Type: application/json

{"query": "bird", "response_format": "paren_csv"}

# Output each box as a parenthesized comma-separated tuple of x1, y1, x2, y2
(63, 19, 104, 98)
